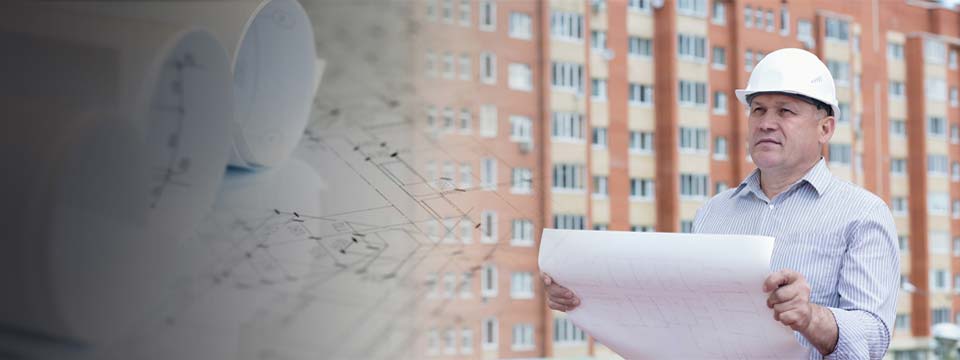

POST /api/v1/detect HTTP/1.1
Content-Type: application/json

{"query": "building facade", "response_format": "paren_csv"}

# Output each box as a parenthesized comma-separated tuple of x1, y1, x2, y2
(414, 0, 960, 358)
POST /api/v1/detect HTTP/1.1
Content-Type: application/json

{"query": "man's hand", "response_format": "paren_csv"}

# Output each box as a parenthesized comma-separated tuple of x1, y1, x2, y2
(763, 269, 839, 355)
(543, 273, 580, 312)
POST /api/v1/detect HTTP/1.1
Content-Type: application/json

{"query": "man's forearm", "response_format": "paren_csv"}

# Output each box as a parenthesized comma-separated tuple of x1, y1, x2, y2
(801, 304, 839, 355)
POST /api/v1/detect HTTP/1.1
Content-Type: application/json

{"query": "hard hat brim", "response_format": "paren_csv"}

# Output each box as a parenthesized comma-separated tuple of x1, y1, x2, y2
(735, 88, 841, 120)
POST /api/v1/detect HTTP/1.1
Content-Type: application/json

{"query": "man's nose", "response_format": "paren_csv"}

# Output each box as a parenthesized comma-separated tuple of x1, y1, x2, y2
(754, 113, 778, 131)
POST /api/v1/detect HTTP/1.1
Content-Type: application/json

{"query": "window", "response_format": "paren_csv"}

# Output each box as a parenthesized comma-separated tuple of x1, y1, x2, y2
(593, 175, 608, 196)
(632, 225, 654, 232)
(628, 36, 653, 57)
(480, 52, 496, 84)
(511, 168, 532, 194)
(510, 272, 534, 298)
(510, 115, 532, 143)
(630, 178, 655, 200)
(888, 43, 905, 60)
(426, 272, 439, 298)
(459, 163, 473, 188)
(425, 0, 437, 20)
(479, 104, 497, 137)
(892, 197, 908, 216)
(442, 162, 456, 188)
(511, 323, 535, 350)
(629, 83, 654, 105)
(926, 78, 947, 101)
(441, 0, 453, 22)
(425, 50, 437, 77)
(427, 328, 439, 355)
(552, 62, 584, 93)
(591, 30, 607, 51)
(460, 271, 473, 297)
(458, 218, 473, 244)
(425, 105, 437, 130)
(680, 173, 709, 198)
(592, 127, 608, 148)
(629, 131, 654, 153)
(895, 314, 910, 331)
(712, 46, 726, 68)
(712, 1, 726, 25)
(825, 17, 849, 41)
(443, 272, 456, 298)
(954, 162, 960, 181)
(713, 91, 727, 114)
(511, 219, 534, 246)
(929, 116, 947, 137)
(745, 50, 754, 71)
(551, 11, 584, 41)
(509, 12, 531, 39)
(765, 10, 774, 32)
(676, 0, 707, 18)
(952, 50, 958, 69)
(929, 155, 949, 176)
(836, 103, 850, 124)
(744, 6, 753, 28)
(826, 60, 850, 84)
(480, 157, 497, 190)
(553, 214, 585, 230)
(681, 220, 694, 233)
(779, 6, 789, 35)
(714, 136, 728, 159)
(929, 192, 950, 215)
(441, 107, 455, 131)
(628, 0, 651, 12)
(458, 0, 471, 25)
(508, 63, 532, 91)
(715, 181, 729, 194)
(954, 238, 960, 256)
(899, 236, 909, 252)
(926, 39, 946, 65)
(828, 143, 851, 165)
(679, 127, 709, 153)
(679, 80, 707, 107)
(593, 223, 608, 231)
(677, 34, 707, 62)
(890, 119, 906, 137)
(952, 87, 959, 107)
(442, 52, 455, 79)
(753, 8, 762, 28)
(552, 112, 585, 141)
(592, 78, 608, 100)
(889, 81, 905, 99)
(481, 263, 497, 296)
(482, 317, 498, 349)
(479, 0, 496, 31)
(480, 211, 498, 244)
(891, 158, 907, 176)
(797, 20, 814, 48)
(933, 308, 951, 324)
(933, 269, 950, 290)
(459, 108, 472, 133)
(459, 53, 471, 80)
(461, 328, 473, 354)
(552, 164, 585, 191)
(553, 317, 587, 344)
(953, 200, 960, 219)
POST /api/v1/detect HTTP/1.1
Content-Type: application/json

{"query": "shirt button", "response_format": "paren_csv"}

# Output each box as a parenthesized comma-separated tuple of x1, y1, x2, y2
(768, 204, 774, 210)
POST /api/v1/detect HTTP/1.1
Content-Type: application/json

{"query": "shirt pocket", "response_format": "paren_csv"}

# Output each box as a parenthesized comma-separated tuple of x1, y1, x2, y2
(772, 231, 846, 303)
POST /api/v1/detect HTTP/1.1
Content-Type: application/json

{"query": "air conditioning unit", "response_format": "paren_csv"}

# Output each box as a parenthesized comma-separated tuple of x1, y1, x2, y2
(518, 140, 533, 153)
(602, 48, 616, 61)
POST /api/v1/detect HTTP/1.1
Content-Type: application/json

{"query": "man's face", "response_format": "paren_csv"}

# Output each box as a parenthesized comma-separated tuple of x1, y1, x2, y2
(747, 93, 834, 171)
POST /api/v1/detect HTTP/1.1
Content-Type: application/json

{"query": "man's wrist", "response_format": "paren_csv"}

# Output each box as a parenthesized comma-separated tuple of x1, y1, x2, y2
(801, 304, 839, 356)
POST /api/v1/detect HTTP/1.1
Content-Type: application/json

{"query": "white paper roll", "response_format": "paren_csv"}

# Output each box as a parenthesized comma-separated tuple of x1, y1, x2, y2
(0, 3, 234, 348)
(64, 0, 318, 169)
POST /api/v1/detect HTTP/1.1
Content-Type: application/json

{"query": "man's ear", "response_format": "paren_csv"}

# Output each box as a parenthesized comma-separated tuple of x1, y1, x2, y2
(818, 115, 835, 145)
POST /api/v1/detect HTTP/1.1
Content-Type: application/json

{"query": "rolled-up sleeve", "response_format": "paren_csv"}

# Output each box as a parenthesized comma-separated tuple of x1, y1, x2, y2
(825, 202, 900, 359)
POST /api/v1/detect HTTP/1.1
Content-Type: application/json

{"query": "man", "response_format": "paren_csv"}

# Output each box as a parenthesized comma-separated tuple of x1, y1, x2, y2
(543, 48, 899, 359)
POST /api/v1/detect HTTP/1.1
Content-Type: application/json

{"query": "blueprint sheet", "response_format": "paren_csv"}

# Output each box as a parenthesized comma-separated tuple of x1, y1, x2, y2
(538, 229, 808, 359)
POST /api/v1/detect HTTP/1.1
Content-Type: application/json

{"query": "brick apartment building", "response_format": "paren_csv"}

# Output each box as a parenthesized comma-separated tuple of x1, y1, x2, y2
(413, 0, 960, 358)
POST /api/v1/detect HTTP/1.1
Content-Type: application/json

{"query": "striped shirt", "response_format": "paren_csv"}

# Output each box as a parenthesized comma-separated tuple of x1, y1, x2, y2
(693, 158, 899, 359)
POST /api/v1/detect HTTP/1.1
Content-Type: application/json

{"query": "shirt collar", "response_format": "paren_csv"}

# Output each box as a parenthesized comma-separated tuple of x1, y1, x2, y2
(730, 158, 833, 200)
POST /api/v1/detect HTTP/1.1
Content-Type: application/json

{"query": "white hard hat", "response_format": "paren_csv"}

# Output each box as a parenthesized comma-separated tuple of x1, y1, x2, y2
(734, 48, 840, 120)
